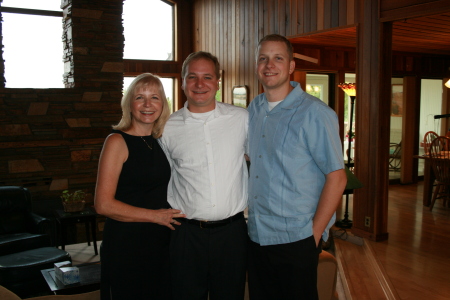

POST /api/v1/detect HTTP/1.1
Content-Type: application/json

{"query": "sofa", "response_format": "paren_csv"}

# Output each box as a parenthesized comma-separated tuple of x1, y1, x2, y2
(0, 285, 100, 300)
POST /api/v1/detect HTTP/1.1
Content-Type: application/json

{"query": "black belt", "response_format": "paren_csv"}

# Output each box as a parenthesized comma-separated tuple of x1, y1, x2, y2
(179, 212, 244, 229)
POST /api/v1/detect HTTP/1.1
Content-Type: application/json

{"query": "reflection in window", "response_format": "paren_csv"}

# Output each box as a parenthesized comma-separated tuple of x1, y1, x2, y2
(123, 1, 174, 60)
(123, 77, 174, 113)
(2, 0, 63, 88)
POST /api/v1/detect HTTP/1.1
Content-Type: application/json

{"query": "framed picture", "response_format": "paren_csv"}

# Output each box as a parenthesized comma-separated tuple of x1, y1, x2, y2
(391, 84, 403, 117)
(232, 85, 248, 108)
(215, 70, 223, 102)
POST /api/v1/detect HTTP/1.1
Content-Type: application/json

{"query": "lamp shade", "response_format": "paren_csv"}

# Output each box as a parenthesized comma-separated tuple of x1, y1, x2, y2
(344, 166, 363, 191)
(338, 83, 356, 96)
(445, 79, 450, 89)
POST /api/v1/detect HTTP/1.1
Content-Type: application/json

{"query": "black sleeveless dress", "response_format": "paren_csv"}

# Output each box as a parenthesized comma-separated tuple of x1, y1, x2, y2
(100, 130, 171, 300)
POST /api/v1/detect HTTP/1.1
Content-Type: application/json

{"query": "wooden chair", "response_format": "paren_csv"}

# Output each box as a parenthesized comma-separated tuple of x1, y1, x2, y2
(423, 131, 439, 194)
(428, 136, 450, 211)
(423, 131, 438, 155)
(389, 141, 402, 171)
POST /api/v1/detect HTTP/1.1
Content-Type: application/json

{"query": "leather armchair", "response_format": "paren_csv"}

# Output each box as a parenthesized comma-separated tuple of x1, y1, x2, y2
(0, 186, 72, 298)
(0, 186, 52, 255)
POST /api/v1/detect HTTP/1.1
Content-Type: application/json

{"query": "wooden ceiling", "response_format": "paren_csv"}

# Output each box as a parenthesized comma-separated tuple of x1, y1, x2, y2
(289, 12, 450, 56)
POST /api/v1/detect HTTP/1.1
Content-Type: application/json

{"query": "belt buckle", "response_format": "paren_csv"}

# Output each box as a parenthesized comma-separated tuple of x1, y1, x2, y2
(200, 220, 208, 229)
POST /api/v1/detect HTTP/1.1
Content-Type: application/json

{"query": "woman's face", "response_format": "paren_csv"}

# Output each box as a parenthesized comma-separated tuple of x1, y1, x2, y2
(130, 85, 163, 127)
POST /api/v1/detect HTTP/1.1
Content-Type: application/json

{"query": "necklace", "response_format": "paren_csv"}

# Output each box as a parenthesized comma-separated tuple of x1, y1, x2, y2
(140, 136, 152, 150)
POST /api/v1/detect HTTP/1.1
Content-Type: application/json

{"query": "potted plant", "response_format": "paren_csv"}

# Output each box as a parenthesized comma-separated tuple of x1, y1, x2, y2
(61, 190, 86, 212)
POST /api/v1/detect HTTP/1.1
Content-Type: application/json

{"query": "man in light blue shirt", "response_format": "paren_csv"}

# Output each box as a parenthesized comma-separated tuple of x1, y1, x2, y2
(247, 34, 347, 300)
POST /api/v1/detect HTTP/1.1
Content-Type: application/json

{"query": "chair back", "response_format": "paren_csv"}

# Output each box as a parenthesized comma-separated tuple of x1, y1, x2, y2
(429, 136, 450, 185)
(390, 141, 402, 159)
(423, 131, 438, 155)
(0, 187, 33, 235)
(389, 141, 402, 171)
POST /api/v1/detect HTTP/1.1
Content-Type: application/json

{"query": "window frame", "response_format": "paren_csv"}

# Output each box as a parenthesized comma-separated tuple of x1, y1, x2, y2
(122, 0, 191, 111)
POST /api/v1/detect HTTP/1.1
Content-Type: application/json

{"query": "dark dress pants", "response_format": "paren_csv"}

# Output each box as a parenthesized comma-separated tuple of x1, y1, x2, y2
(170, 217, 248, 300)
(248, 235, 321, 300)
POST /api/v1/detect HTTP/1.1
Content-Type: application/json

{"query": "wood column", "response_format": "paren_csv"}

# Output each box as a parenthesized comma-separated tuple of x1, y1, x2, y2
(352, 0, 391, 241)
(292, 70, 307, 90)
(336, 72, 346, 144)
(400, 76, 420, 184)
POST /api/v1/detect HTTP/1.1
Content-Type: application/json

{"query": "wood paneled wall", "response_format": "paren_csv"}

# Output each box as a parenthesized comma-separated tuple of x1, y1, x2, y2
(193, 0, 356, 105)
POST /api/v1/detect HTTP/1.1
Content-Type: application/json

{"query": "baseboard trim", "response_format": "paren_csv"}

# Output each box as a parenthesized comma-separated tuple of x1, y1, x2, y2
(363, 240, 401, 300)
(334, 241, 353, 300)
(334, 237, 401, 300)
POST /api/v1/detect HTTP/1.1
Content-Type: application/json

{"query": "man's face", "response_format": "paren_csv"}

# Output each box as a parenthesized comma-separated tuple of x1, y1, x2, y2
(182, 58, 219, 113)
(256, 41, 295, 92)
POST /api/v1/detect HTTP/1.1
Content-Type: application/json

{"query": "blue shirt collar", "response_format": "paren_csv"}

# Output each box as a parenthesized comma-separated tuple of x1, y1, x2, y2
(257, 81, 307, 111)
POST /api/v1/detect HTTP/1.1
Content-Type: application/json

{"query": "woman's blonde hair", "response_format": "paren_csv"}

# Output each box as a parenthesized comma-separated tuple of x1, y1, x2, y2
(113, 73, 170, 138)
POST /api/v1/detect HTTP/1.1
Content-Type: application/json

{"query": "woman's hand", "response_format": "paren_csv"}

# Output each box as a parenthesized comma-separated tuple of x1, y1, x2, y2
(153, 209, 186, 230)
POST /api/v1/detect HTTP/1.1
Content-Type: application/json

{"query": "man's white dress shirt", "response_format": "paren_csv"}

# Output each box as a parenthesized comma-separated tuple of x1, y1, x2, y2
(159, 101, 248, 221)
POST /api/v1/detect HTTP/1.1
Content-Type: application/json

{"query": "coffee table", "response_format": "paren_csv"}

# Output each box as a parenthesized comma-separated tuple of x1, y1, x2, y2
(41, 261, 101, 295)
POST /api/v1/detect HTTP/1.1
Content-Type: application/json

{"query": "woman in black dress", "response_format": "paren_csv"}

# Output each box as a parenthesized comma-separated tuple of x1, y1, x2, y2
(94, 73, 185, 300)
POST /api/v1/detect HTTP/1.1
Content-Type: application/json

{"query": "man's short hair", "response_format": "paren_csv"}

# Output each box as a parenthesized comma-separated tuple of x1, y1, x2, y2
(181, 51, 221, 79)
(256, 34, 294, 61)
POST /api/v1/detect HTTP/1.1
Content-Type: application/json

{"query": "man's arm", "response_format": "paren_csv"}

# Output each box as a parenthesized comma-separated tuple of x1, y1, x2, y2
(312, 168, 347, 246)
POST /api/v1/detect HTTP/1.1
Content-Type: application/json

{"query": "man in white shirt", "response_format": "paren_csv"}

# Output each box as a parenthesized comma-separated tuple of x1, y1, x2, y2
(159, 51, 249, 300)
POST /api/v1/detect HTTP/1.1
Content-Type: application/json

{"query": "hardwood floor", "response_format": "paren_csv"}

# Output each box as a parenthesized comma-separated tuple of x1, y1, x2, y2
(335, 181, 450, 300)
(65, 181, 449, 300)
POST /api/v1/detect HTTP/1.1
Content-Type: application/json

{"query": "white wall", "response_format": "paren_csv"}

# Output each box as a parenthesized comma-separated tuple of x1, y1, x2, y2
(419, 79, 444, 145)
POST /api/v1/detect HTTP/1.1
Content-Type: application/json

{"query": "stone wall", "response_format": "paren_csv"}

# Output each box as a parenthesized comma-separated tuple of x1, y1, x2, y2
(0, 0, 124, 220)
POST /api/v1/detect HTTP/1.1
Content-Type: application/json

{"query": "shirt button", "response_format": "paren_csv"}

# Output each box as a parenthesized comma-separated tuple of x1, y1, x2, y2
(262, 135, 265, 138)
(213, 204, 216, 207)
(259, 155, 262, 158)
(256, 176, 259, 178)
(254, 196, 257, 199)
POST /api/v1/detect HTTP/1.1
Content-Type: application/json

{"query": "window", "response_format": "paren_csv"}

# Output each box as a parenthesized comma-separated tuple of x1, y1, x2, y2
(2, 0, 64, 88)
(123, 0, 174, 60)
(124, 77, 174, 112)
(306, 74, 328, 103)
(122, 0, 178, 112)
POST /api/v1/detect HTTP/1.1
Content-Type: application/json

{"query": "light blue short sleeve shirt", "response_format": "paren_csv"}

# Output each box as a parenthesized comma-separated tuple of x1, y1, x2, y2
(247, 82, 344, 246)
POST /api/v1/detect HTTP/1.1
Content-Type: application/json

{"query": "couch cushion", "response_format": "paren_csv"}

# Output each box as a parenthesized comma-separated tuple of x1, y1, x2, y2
(0, 247, 71, 284)
(0, 233, 50, 256)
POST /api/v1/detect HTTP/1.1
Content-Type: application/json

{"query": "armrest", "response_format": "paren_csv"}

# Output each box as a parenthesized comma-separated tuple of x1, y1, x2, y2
(26, 211, 52, 234)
